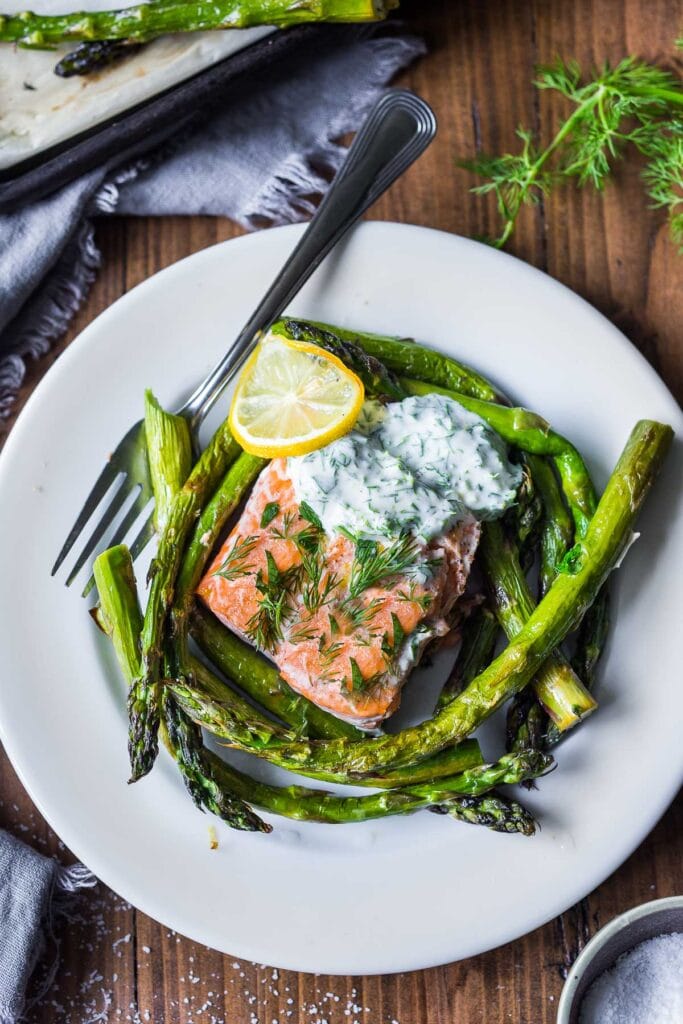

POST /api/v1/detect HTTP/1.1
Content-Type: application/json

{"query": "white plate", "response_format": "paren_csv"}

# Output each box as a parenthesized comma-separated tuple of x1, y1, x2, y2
(0, 223, 681, 975)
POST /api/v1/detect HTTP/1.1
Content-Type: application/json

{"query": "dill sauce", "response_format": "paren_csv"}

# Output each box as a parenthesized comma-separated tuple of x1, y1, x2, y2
(287, 393, 522, 540)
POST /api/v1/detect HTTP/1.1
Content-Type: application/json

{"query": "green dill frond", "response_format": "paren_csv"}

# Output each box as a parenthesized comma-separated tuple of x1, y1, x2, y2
(348, 531, 422, 598)
(213, 535, 258, 581)
(245, 550, 301, 653)
(460, 54, 683, 250)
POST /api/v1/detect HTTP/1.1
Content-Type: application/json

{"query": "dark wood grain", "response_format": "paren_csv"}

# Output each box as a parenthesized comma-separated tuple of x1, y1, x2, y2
(2, 1, 681, 1021)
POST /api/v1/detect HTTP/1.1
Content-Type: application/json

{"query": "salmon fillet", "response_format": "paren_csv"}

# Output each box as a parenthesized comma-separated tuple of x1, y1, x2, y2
(198, 459, 480, 729)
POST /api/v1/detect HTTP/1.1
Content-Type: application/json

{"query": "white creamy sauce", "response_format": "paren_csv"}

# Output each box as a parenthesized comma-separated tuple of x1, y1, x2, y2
(288, 393, 522, 541)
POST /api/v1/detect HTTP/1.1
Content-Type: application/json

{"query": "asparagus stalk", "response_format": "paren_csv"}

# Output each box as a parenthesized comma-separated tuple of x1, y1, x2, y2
(480, 520, 596, 731)
(430, 793, 537, 835)
(129, 419, 241, 782)
(94, 545, 269, 831)
(0, 0, 396, 47)
(541, 589, 611, 750)
(203, 747, 550, 823)
(277, 318, 501, 402)
(526, 453, 574, 596)
(514, 459, 543, 572)
(169, 673, 483, 785)
(436, 604, 499, 711)
(144, 390, 193, 534)
(169, 447, 265, 677)
(215, 420, 670, 779)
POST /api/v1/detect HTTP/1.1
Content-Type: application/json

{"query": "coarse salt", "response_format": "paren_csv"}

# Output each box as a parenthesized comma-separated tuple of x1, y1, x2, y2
(580, 932, 683, 1024)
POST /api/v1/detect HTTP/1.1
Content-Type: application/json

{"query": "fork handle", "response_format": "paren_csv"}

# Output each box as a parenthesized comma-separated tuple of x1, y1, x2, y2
(178, 89, 436, 429)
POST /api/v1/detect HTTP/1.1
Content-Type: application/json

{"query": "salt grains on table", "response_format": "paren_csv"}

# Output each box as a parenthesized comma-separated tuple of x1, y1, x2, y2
(580, 932, 683, 1024)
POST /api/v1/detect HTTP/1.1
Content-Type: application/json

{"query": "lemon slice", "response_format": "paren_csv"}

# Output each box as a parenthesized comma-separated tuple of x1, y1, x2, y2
(229, 333, 365, 457)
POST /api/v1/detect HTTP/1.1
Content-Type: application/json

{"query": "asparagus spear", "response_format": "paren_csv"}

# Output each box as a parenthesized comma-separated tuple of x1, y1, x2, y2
(514, 459, 543, 572)
(430, 793, 537, 835)
(93, 545, 269, 831)
(211, 420, 670, 779)
(0, 0, 396, 47)
(541, 589, 611, 750)
(129, 419, 241, 782)
(203, 746, 550, 823)
(97, 543, 540, 830)
(526, 453, 574, 596)
(276, 318, 501, 402)
(169, 672, 483, 784)
(480, 520, 596, 731)
(144, 389, 193, 534)
(436, 604, 499, 711)
(54, 39, 144, 77)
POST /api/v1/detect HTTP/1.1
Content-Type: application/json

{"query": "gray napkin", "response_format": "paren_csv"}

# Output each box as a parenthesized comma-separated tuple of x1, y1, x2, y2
(0, 24, 425, 417)
(0, 828, 96, 1024)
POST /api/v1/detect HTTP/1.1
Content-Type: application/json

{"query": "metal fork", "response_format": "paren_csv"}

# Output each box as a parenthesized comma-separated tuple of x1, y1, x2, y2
(52, 89, 437, 593)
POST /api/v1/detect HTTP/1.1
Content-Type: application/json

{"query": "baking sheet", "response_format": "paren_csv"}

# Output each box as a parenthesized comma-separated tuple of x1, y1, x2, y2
(0, 25, 313, 212)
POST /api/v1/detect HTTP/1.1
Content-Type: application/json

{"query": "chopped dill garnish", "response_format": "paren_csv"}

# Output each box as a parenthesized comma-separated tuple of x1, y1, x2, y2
(288, 620, 321, 645)
(302, 570, 341, 614)
(214, 535, 258, 581)
(260, 502, 280, 528)
(381, 612, 406, 665)
(338, 596, 383, 633)
(348, 531, 422, 598)
(347, 658, 386, 694)
(396, 582, 432, 612)
(245, 551, 301, 652)
(350, 658, 365, 692)
(298, 500, 324, 531)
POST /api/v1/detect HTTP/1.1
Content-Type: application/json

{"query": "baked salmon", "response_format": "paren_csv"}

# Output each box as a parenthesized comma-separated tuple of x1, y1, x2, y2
(198, 458, 480, 730)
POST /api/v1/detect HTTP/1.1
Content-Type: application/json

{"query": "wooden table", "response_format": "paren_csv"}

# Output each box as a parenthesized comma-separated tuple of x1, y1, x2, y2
(2, 1, 681, 1021)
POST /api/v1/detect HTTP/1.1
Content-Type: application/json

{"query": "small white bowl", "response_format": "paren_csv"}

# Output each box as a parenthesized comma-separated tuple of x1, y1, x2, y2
(557, 895, 683, 1024)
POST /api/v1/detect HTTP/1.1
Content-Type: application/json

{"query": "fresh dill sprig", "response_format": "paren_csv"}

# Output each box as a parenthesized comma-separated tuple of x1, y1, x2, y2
(302, 570, 341, 614)
(213, 535, 258, 581)
(347, 531, 422, 598)
(396, 582, 432, 613)
(245, 551, 301, 653)
(288, 620, 321, 645)
(461, 55, 683, 250)
(338, 596, 384, 632)
(270, 508, 325, 591)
